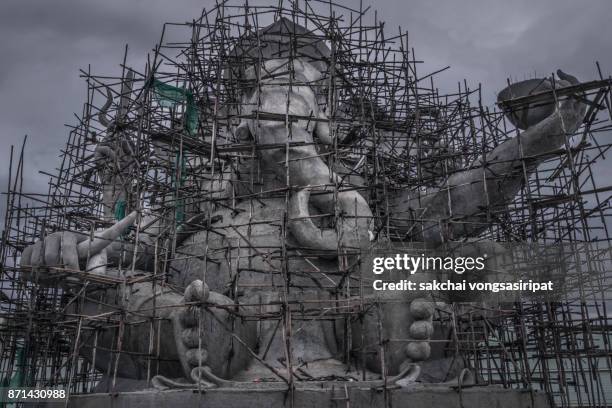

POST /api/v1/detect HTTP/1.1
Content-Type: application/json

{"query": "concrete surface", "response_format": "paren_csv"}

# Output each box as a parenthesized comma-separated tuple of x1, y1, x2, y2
(67, 383, 550, 408)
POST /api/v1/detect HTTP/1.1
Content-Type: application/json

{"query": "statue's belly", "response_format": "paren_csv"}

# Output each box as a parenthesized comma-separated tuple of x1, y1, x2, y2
(170, 197, 345, 362)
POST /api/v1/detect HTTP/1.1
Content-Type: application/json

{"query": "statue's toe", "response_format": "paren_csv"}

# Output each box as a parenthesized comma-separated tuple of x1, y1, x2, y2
(394, 364, 422, 387)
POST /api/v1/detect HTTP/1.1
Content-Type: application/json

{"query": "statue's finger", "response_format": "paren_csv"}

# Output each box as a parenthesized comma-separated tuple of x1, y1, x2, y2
(405, 341, 431, 362)
(31, 241, 44, 268)
(62, 233, 80, 271)
(409, 298, 434, 320)
(409, 320, 434, 340)
(86, 248, 107, 275)
(44, 234, 61, 267)
(20, 244, 33, 267)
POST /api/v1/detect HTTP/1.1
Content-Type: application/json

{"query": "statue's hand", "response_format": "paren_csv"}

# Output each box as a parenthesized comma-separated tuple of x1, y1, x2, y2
(94, 138, 137, 219)
(94, 139, 136, 182)
(20, 231, 84, 280)
(497, 69, 585, 131)
(19, 211, 138, 282)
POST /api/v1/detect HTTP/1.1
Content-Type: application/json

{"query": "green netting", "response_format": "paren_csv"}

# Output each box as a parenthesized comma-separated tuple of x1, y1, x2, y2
(152, 79, 198, 135)
(1, 346, 25, 407)
(152, 79, 190, 224)
(114, 199, 126, 221)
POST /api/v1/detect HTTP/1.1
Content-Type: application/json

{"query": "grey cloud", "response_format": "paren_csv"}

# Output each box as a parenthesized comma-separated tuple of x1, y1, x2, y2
(1, 0, 611, 223)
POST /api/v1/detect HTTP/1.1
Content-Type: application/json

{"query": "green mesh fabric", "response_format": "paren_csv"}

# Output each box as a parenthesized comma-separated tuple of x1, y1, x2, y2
(152, 79, 198, 135)
(1, 346, 26, 407)
(114, 199, 126, 221)
(152, 79, 190, 224)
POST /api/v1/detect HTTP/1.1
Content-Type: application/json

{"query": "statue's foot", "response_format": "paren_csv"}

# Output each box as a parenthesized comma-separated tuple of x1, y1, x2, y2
(393, 364, 421, 387)
(444, 368, 478, 389)
(230, 358, 380, 383)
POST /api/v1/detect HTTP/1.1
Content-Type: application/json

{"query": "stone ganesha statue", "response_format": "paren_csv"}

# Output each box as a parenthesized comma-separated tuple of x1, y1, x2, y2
(19, 18, 586, 388)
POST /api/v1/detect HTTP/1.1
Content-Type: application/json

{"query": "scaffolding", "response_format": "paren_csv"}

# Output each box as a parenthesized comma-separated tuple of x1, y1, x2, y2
(1, 1, 612, 407)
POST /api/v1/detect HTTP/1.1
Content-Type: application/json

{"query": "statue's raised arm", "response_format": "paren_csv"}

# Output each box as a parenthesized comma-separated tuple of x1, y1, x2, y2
(392, 70, 587, 243)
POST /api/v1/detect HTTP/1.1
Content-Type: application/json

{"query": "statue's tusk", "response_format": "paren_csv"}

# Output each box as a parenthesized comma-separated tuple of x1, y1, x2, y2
(118, 69, 135, 120)
(98, 87, 113, 128)
(76, 211, 138, 259)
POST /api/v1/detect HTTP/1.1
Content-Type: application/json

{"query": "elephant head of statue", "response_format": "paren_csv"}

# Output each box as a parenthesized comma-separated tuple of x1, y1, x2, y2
(226, 18, 374, 256)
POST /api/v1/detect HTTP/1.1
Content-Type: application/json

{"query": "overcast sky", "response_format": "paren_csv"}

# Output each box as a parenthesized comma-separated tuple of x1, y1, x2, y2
(1, 0, 611, 224)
